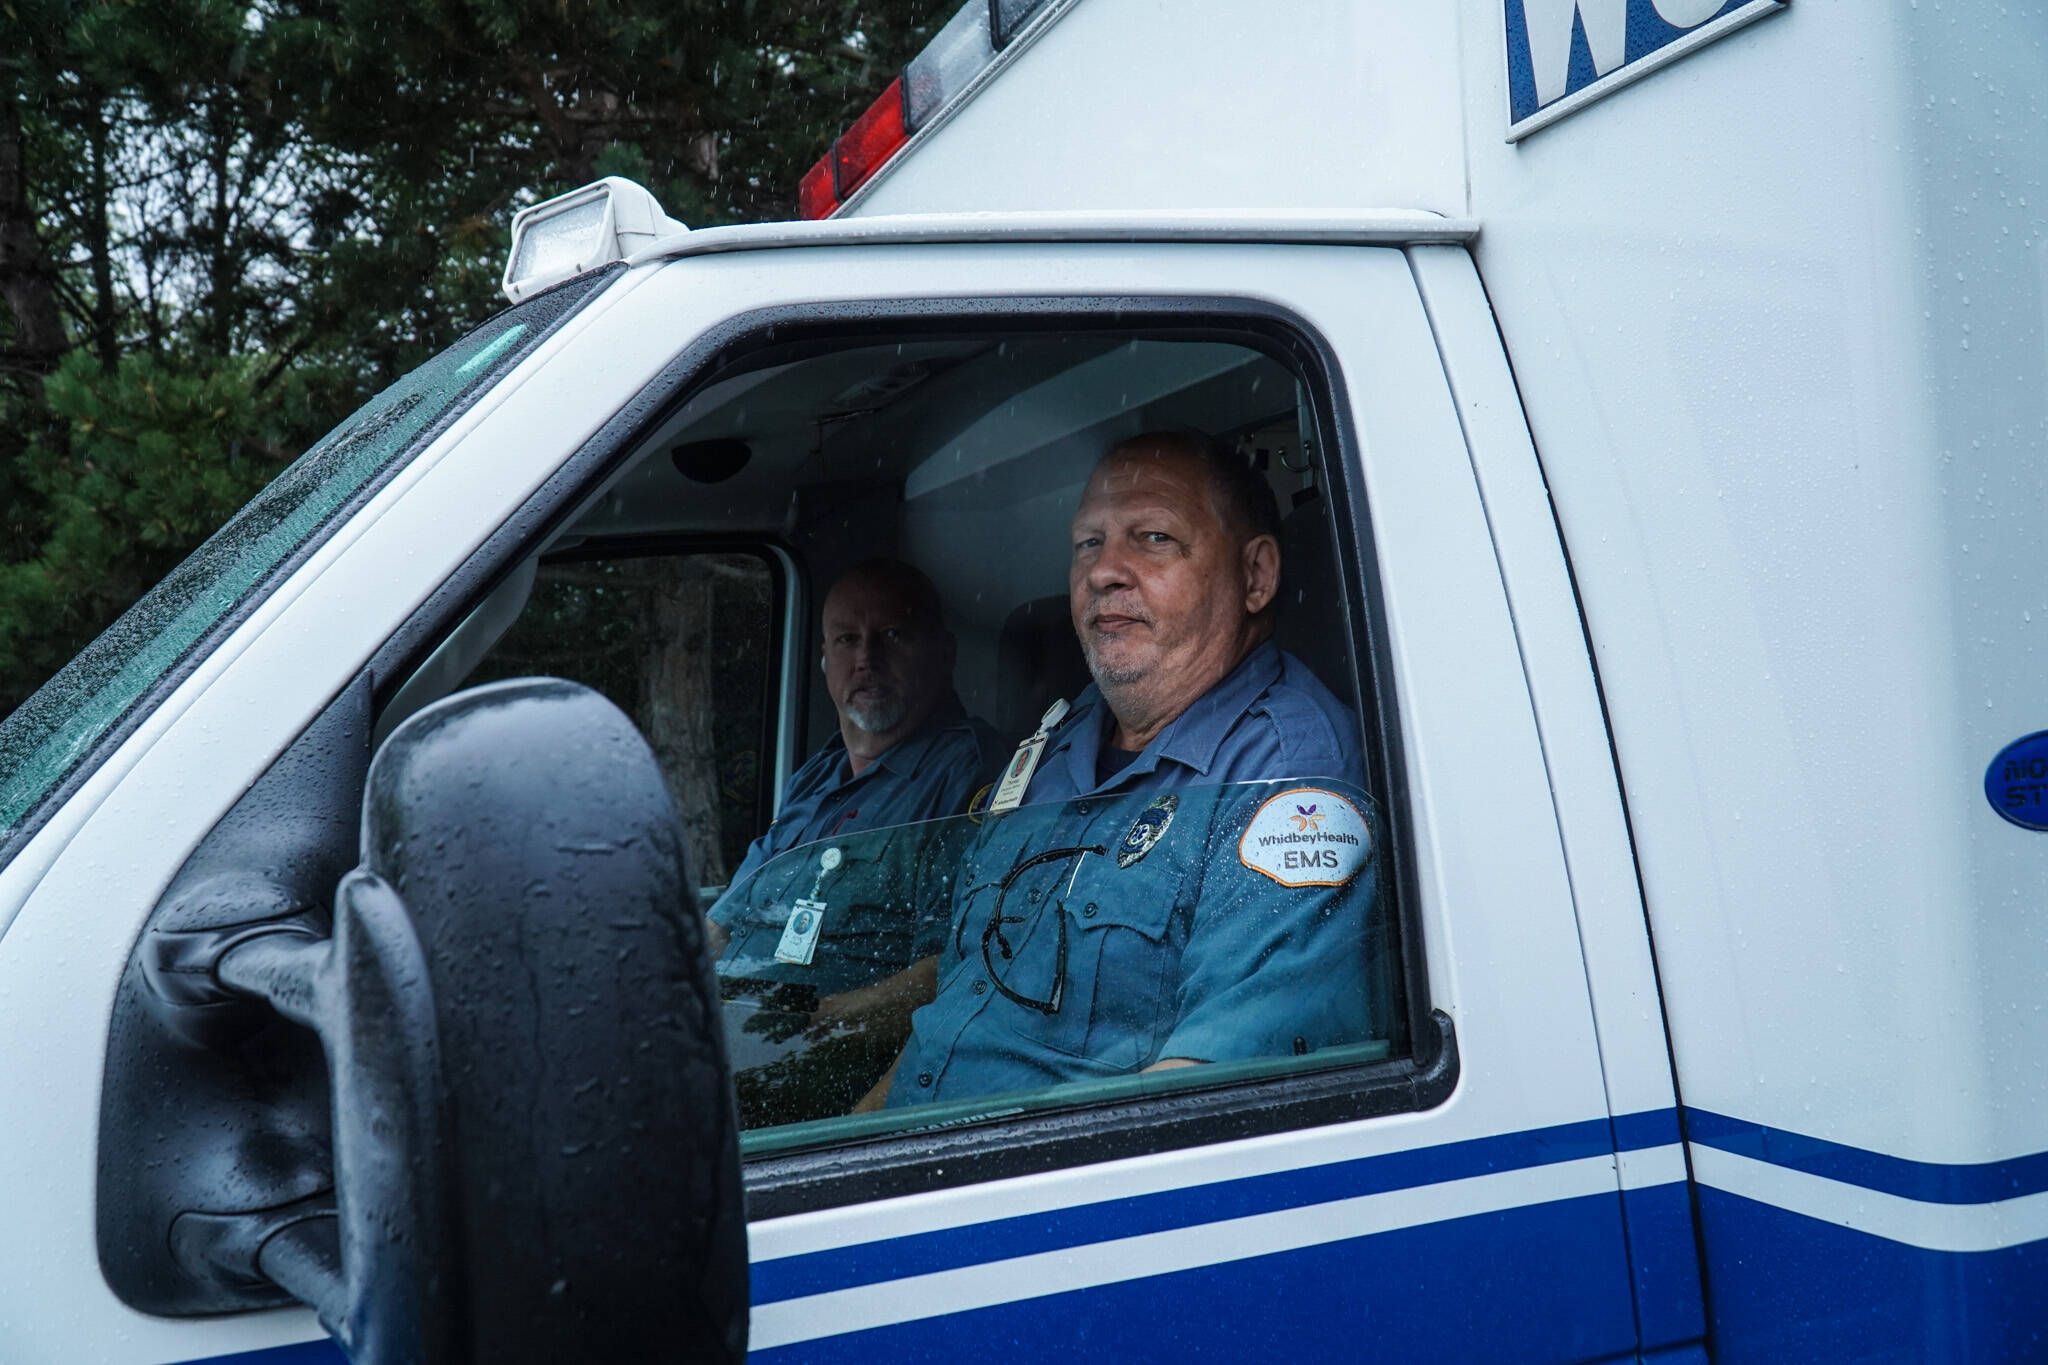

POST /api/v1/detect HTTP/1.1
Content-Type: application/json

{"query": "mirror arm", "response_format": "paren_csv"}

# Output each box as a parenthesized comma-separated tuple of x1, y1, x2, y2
(163, 1190, 332, 1304)
(137, 925, 347, 1322)
(256, 1217, 350, 1343)
(215, 929, 331, 1029)
(207, 871, 449, 1365)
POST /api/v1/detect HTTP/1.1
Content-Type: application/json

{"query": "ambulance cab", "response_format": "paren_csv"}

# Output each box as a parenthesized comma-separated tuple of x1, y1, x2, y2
(1, 2, 2043, 1362)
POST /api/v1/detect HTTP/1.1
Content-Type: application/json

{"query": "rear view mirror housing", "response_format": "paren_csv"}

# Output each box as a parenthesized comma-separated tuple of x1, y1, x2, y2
(98, 678, 746, 1364)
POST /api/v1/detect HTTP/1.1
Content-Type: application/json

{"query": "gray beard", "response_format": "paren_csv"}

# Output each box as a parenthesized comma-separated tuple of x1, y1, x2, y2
(1082, 638, 1148, 691)
(845, 693, 908, 734)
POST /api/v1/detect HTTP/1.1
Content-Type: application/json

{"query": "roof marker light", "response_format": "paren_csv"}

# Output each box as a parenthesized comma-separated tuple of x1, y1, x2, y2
(501, 177, 684, 303)
(800, 75, 913, 221)
(988, 0, 1049, 50)
(798, 158, 840, 221)
(906, 1, 998, 131)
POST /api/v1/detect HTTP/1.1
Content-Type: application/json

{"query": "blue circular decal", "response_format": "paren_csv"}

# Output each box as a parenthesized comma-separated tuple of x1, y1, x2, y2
(1986, 731, 2048, 830)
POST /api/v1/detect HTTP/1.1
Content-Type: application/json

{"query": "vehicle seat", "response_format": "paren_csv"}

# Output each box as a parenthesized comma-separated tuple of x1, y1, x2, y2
(1272, 494, 1358, 711)
(995, 596, 1092, 743)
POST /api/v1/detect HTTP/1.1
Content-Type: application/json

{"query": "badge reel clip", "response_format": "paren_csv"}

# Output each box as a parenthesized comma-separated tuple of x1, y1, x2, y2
(774, 845, 843, 966)
(990, 698, 1070, 815)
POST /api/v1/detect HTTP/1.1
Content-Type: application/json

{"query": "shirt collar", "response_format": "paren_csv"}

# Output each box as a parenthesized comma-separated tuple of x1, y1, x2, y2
(1048, 639, 1282, 795)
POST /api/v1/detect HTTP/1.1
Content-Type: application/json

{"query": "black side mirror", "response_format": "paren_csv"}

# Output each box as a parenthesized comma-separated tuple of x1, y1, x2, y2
(98, 678, 747, 1364)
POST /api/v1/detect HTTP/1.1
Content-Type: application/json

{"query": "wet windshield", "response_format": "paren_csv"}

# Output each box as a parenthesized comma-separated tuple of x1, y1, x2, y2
(0, 270, 617, 856)
(711, 777, 1399, 1149)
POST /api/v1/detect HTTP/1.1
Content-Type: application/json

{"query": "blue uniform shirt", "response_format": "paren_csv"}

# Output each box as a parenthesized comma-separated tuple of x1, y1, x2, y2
(888, 641, 1376, 1106)
(710, 694, 998, 995)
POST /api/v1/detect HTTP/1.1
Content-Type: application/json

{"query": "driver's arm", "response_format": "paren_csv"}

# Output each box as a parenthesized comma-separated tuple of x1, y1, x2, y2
(812, 954, 937, 1035)
(852, 1050, 903, 1113)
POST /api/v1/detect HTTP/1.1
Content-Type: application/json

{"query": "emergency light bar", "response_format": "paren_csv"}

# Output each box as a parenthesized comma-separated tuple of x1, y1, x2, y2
(502, 177, 685, 303)
(799, 0, 1062, 219)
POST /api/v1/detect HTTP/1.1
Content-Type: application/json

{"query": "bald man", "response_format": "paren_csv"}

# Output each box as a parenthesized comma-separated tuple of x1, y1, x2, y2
(866, 431, 1376, 1110)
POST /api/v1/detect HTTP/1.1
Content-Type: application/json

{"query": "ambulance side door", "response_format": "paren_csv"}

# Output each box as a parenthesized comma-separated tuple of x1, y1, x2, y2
(1, 236, 1674, 1364)
(682, 239, 1661, 1364)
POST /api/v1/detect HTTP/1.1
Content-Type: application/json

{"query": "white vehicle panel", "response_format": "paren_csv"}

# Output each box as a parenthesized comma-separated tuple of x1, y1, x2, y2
(1460, 0, 2048, 1164)
(849, 0, 1465, 220)
(1409, 243, 1678, 1125)
(0, 241, 1619, 1361)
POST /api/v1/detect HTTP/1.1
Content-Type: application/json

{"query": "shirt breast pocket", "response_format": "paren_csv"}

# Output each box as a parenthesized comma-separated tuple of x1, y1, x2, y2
(1039, 847, 1190, 1071)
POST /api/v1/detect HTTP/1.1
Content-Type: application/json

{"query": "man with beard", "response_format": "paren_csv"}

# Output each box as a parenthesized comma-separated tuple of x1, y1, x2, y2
(862, 430, 1377, 1110)
(707, 558, 998, 1121)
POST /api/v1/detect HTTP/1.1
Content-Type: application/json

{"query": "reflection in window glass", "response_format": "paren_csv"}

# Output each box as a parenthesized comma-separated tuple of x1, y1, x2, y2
(718, 779, 1396, 1140)
(513, 324, 1408, 1155)
(469, 552, 776, 885)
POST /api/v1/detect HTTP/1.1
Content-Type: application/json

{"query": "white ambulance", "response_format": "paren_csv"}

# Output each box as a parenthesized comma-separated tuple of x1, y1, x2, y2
(2, 1, 2042, 1361)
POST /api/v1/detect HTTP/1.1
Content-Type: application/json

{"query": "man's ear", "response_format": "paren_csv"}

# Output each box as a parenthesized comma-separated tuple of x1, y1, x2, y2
(1242, 534, 1281, 615)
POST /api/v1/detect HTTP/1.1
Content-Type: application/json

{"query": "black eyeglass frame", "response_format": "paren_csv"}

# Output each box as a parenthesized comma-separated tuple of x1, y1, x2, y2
(957, 843, 1107, 1016)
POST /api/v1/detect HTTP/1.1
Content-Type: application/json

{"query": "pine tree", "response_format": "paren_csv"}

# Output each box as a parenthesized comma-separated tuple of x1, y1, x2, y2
(0, 0, 940, 714)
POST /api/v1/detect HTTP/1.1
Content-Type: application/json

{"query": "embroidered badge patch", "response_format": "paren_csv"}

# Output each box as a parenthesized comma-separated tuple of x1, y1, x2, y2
(1117, 793, 1179, 869)
(1238, 788, 1370, 887)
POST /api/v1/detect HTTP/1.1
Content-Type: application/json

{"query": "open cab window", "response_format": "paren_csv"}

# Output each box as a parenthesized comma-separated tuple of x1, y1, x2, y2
(391, 317, 1424, 1188)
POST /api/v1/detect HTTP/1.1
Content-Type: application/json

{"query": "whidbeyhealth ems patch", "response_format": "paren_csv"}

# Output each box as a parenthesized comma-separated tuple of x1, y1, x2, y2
(1238, 788, 1369, 887)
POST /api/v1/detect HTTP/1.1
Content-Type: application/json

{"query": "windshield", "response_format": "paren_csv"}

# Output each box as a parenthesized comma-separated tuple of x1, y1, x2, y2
(708, 777, 1400, 1154)
(0, 268, 618, 856)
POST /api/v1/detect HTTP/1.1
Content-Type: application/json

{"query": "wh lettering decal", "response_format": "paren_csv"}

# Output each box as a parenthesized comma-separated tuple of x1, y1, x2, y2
(1504, 0, 1788, 138)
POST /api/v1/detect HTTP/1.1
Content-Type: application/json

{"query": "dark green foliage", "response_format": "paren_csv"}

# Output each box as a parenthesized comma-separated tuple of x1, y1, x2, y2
(0, 348, 316, 701)
(0, 0, 940, 713)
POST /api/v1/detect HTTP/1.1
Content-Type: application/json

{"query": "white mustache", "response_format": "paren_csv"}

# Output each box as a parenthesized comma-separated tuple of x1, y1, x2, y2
(1084, 595, 1151, 627)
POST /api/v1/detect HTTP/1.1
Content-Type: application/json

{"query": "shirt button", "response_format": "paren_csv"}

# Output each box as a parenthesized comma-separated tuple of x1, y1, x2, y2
(1075, 801, 1093, 815)
(972, 978, 988, 994)
(917, 1071, 933, 1088)
(1083, 902, 1098, 918)
(1028, 888, 1042, 903)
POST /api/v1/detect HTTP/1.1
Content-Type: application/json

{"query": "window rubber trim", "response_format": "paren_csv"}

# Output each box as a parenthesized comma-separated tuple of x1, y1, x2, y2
(360, 291, 1452, 1214)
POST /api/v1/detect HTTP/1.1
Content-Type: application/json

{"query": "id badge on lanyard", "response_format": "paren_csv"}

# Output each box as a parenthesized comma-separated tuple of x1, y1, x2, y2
(990, 699, 1070, 814)
(774, 846, 843, 966)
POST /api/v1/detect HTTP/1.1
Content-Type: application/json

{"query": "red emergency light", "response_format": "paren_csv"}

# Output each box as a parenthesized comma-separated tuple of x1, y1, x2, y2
(801, 77, 908, 219)
(797, 0, 1054, 219)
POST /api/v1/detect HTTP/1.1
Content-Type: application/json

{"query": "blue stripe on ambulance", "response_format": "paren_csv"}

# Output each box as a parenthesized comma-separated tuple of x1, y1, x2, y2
(1696, 1191, 2048, 1359)
(753, 1192, 1641, 1363)
(184, 1343, 342, 1365)
(1683, 1109, 2048, 1358)
(179, 1108, 2048, 1363)
(755, 1116, 1625, 1302)
(1685, 1108, 2048, 1203)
